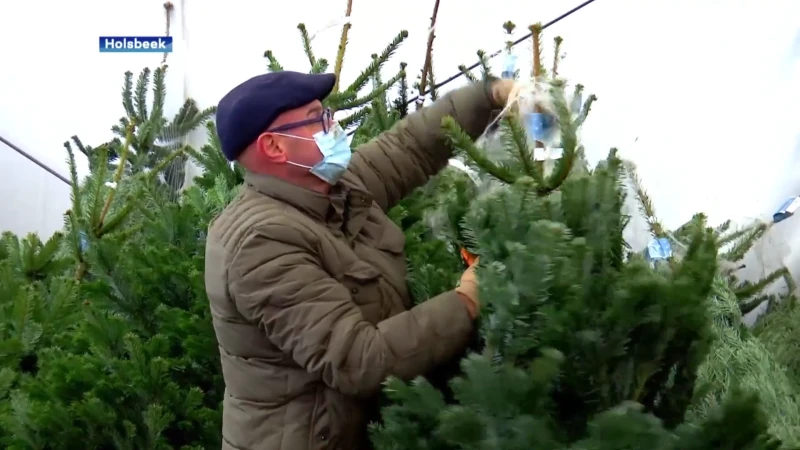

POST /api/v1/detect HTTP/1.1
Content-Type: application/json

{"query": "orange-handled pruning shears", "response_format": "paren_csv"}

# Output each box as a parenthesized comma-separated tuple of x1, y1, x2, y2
(460, 247, 478, 267)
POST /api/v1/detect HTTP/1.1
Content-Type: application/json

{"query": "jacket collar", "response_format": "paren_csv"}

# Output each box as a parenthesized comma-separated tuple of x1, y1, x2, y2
(244, 171, 373, 237)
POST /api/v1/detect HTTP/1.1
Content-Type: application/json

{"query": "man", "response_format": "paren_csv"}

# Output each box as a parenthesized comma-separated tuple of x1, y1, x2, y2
(205, 70, 515, 450)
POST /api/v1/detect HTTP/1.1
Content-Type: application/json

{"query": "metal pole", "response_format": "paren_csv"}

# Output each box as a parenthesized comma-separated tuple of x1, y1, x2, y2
(0, 135, 70, 185)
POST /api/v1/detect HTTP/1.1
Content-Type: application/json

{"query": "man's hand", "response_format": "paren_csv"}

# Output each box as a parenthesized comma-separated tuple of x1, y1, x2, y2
(455, 257, 480, 319)
(490, 79, 517, 109)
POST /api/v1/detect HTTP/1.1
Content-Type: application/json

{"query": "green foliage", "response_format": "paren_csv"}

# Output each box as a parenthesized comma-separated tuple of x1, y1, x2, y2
(752, 299, 800, 387)
(0, 150, 227, 448)
(690, 277, 800, 445)
(65, 66, 215, 198)
(371, 145, 779, 448)
(185, 121, 245, 192)
(0, 66, 232, 450)
(391, 168, 476, 305)
(370, 29, 783, 449)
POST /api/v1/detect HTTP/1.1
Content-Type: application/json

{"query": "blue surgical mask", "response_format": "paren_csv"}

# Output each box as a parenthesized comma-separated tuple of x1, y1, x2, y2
(275, 123, 352, 185)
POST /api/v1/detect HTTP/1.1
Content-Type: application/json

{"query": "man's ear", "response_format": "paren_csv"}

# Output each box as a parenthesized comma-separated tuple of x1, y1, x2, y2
(255, 132, 287, 163)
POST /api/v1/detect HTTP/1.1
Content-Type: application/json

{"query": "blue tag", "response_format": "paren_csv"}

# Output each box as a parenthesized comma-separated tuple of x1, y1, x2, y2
(501, 53, 517, 80)
(773, 196, 800, 223)
(524, 112, 557, 141)
(79, 231, 89, 251)
(645, 237, 672, 261)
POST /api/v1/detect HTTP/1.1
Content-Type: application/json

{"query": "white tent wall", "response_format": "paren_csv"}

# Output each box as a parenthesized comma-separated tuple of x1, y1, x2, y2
(1, 0, 798, 297)
(0, 0, 188, 237)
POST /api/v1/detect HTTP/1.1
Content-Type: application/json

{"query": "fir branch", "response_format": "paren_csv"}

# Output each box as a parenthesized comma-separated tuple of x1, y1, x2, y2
(89, 146, 110, 230)
(186, 122, 228, 174)
(370, 55, 385, 91)
(502, 21, 516, 50)
(144, 147, 187, 184)
(392, 62, 410, 118)
(572, 84, 585, 105)
(500, 115, 540, 184)
(263, 50, 284, 72)
(345, 31, 408, 96)
(338, 70, 403, 111)
(134, 68, 151, 123)
(529, 23, 544, 78)
(325, 90, 357, 108)
(97, 201, 137, 237)
(332, 0, 354, 92)
(166, 102, 216, 139)
(476, 50, 492, 79)
(168, 99, 197, 132)
(442, 116, 517, 183)
(97, 122, 135, 232)
(61, 210, 84, 280)
(458, 65, 479, 82)
(574, 93, 597, 127)
(720, 222, 768, 262)
(739, 294, 772, 315)
(63, 142, 84, 221)
(297, 24, 317, 69)
(339, 106, 371, 129)
(714, 219, 732, 238)
(734, 267, 791, 300)
(426, 64, 438, 102)
(122, 71, 135, 118)
(363, 57, 387, 130)
(717, 227, 750, 247)
(540, 86, 578, 195)
(416, 0, 440, 110)
(312, 58, 330, 74)
(673, 214, 708, 245)
(69, 135, 89, 158)
(369, 56, 391, 131)
(624, 160, 667, 238)
(784, 270, 797, 294)
(552, 36, 564, 77)
(151, 66, 167, 123)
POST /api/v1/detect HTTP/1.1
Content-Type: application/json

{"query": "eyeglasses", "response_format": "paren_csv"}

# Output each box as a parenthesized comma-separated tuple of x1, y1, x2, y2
(267, 108, 334, 134)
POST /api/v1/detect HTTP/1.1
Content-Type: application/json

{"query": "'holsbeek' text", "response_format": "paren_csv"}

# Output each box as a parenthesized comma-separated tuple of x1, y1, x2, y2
(99, 36, 173, 53)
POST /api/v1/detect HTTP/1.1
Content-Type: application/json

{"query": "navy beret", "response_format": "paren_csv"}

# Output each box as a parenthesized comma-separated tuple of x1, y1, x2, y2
(216, 71, 336, 161)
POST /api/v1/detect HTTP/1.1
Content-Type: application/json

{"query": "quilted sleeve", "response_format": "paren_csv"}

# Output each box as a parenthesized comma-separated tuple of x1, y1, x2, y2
(228, 224, 474, 397)
(348, 80, 498, 211)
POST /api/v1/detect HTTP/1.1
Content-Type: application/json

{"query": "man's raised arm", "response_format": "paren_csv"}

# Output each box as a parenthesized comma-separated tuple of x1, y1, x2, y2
(228, 224, 474, 398)
(348, 79, 512, 211)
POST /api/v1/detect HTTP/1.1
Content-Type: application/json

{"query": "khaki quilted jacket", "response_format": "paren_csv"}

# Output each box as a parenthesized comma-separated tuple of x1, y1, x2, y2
(204, 81, 499, 450)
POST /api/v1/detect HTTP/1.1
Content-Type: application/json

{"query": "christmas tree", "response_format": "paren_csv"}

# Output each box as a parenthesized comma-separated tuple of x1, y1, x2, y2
(626, 166, 800, 445)
(369, 23, 785, 449)
(0, 89, 227, 447)
(66, 66, 216, 200)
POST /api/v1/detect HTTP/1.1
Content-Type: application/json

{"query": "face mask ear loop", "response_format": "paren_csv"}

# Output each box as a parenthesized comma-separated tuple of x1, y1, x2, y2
(266, 133, 317, 169)
(285, 160, 314, 170)
(270, 132, 315, 142)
